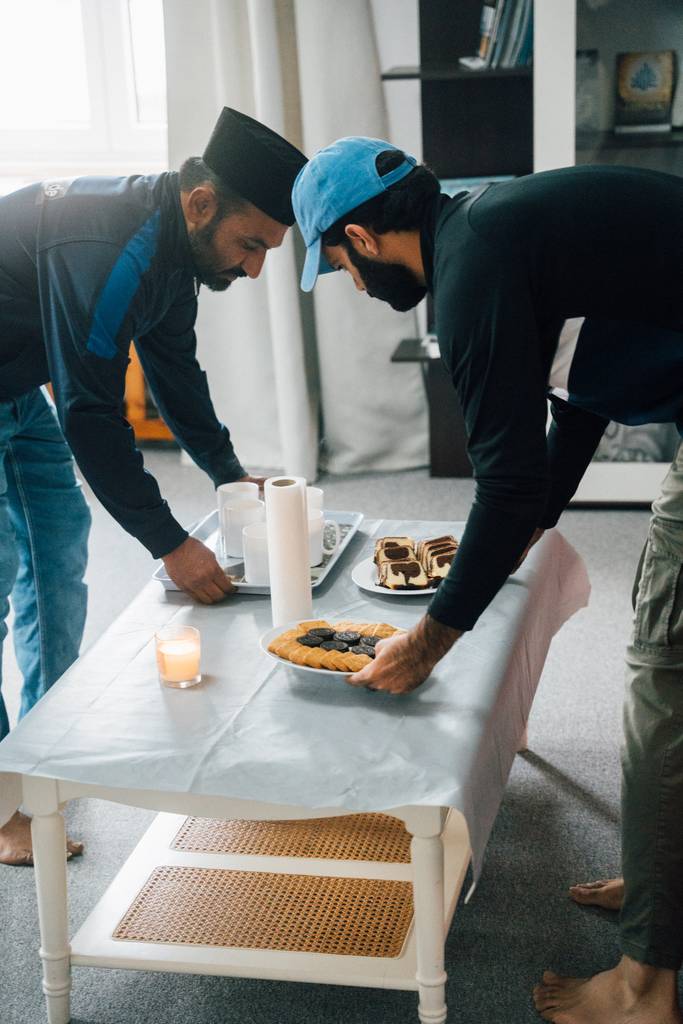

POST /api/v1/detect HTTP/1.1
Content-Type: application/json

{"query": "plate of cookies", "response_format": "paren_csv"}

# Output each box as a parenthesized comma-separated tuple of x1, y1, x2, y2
(261, 618, 404, 677)
(352, 534, 459, 596)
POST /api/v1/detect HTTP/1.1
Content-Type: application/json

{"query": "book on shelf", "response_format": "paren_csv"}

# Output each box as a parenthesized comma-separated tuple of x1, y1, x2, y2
(478, 0, 497, 62)
(489, 0, 514, 68)
(459, 0, 495, 71)
(458, 0, 533, 71)
(614, 51, 677, 134)
(499, 0, 527, 67)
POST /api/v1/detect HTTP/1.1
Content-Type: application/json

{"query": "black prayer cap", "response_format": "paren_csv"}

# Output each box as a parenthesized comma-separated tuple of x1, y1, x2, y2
(203, 107, 307, 226)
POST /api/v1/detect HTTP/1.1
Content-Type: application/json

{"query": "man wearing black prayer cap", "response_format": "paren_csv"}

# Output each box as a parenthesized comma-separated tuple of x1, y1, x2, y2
(0, 108, 306, 865)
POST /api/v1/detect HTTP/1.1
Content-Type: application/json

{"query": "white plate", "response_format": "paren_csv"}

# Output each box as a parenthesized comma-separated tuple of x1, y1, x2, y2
(260, 622, 356, 679)
(351, 556, 439, 596)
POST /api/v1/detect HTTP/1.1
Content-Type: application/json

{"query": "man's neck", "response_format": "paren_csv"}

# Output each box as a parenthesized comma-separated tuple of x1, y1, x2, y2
(382, 230, 426, 285)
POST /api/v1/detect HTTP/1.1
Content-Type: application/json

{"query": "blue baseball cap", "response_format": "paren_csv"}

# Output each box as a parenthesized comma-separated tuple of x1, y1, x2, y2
(292, 137, 417, 292)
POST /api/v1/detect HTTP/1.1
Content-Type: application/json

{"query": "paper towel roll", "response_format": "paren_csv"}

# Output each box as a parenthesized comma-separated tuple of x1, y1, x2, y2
(265, 476, 313, 627)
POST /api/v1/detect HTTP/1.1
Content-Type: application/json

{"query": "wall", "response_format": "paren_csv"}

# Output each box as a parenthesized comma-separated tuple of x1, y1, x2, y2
(371, 0, 422, 158)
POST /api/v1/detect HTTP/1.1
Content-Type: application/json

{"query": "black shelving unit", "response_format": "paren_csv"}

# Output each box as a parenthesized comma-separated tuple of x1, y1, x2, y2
(389, 0, 534, 477)
(577, 129, 683, 151)
(382, 65, 532, 81)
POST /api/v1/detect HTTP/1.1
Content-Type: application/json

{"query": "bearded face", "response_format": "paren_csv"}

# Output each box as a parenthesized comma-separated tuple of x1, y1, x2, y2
(188, 213, 248, 292)
(344, 243, 427, 311)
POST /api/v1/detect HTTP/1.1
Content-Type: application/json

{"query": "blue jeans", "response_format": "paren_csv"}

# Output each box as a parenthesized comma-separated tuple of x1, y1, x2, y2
(0, 389, 90, 740)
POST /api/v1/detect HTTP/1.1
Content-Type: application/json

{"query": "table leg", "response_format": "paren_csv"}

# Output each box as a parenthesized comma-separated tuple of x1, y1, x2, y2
(518, 725, 529, 752)
(24, 780, 71, 1024)
(409, 813, 448, 1024)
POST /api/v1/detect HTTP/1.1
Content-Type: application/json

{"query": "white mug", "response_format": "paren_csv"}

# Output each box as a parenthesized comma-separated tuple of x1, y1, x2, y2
(221, 499, 264, 558)
(217, 480, 259, 515)
(242, 522, 270, 585)
(306, 486, 324, 513)
(308, 510, 341, 567)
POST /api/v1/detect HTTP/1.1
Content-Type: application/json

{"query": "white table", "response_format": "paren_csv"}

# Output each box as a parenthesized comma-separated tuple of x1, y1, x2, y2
(0, 519, 589, 1024)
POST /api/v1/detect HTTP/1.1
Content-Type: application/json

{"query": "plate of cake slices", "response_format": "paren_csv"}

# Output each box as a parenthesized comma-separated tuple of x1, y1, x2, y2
(351, 534, 459, 596)
(261, 618, 404, 678)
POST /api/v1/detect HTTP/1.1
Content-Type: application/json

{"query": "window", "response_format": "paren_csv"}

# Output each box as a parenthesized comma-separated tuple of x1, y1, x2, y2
(0, 0, 167, 195)
(0, 0, 91, 129)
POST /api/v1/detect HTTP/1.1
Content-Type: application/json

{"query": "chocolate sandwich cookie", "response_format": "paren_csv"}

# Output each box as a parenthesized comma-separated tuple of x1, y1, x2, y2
(308, 627, 335, 639)
(297, 634, 323, 647)
(362, 635, 381, 646)
(333, 631, 361, 645)
(320, 640, 349, 652)
(350, 644, 376, 658)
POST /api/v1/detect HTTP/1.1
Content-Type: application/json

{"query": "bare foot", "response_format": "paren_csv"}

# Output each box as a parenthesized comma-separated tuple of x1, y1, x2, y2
(533, 957, 683, 1023)
(0, 811, 84, 866)
(569, 877, 624, 911)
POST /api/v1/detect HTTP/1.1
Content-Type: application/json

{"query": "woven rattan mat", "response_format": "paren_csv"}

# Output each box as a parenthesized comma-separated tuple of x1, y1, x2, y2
(172, 813, 412, 864)
(113, 865, 413, 957)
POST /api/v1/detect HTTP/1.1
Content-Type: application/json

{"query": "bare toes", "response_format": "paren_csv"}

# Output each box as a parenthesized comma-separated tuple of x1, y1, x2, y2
(533, 988, 559, 1010)
(543, 970, 561, 983)
(0, 848, 33, 867)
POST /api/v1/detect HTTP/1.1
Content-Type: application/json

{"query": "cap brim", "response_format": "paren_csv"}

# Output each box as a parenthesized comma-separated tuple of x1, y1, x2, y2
(300, 238, 337, 292)
(300, 237, 322, 292)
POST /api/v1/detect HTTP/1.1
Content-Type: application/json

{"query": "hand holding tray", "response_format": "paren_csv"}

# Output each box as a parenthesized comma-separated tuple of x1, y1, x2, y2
(153, 509, 363, 594)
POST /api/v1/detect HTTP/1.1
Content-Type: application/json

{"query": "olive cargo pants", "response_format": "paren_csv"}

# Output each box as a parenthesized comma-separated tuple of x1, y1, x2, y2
(621, 442, 683, 969)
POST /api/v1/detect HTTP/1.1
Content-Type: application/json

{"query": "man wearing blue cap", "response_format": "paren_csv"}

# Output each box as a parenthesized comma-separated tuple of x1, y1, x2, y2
(292, 140, 683, 1024)
(0, 108, 306, 865)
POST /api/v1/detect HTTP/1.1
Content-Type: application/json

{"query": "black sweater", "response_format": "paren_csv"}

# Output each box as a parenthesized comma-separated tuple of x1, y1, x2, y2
(424, 165, 683, 631)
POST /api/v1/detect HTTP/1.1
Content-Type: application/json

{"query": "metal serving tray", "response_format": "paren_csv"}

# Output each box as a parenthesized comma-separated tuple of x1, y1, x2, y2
(153, 509, 364, 595)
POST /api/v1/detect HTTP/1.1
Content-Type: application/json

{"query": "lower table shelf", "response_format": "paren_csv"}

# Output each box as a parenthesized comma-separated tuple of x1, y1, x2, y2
(70, 809, 471, 993)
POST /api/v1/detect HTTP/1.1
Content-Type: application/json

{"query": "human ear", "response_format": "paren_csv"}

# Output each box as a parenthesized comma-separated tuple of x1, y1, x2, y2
(185, 185, 218, 229)
(345, 223, 379, 258)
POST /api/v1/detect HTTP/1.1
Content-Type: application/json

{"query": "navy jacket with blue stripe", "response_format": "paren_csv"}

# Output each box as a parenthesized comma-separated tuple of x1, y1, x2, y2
(0, 172, 245, 558)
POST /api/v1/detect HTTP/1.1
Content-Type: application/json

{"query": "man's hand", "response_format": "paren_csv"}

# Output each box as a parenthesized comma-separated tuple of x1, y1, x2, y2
(239, 474, 267, 494)
(163, 537, 235, 604)
(348, 615, 462, 695)
(513, 528, 545, 572)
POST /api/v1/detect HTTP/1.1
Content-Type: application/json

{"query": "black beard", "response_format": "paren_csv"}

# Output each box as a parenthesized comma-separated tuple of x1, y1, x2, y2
(189, 217, 246, 292)
(346, 245, 427, 311)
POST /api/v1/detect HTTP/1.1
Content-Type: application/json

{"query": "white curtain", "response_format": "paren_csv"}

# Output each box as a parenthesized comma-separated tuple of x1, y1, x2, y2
(163, 0, 428, 477)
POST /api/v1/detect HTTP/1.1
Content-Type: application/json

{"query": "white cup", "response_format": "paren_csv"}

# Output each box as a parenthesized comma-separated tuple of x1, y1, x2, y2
(221, 499, 264, 558)
(308, 510, 341, 567)
(306, 486, 324, 513)
(217, 480, 259, 515)
(242, 521, 270, 585)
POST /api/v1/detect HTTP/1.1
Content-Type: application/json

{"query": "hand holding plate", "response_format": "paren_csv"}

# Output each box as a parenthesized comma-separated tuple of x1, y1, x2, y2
(347, 615, 462, 695)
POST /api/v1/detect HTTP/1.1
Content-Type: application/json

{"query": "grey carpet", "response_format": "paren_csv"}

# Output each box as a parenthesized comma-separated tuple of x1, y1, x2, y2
(2, 450, 676, 1023)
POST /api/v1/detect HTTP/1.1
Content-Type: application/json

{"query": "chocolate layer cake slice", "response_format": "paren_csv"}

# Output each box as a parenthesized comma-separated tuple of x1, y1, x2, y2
(379, 559, 430, 590)
(378, 544, 414, 562)
(374, 536, 415, 563)
(426, 549, 457, 580)
(416, 535, 458, 563)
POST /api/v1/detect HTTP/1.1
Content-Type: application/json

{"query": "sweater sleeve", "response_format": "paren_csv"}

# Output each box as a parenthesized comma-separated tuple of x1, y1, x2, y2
(539, 395, 608, 528)
(427, 250, 551, 631)
(38, 240, 188, 558)
(135, 279, 246, 485)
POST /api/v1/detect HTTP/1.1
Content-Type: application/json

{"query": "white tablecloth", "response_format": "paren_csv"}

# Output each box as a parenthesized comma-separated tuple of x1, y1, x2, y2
(0, 519, 589, 876)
